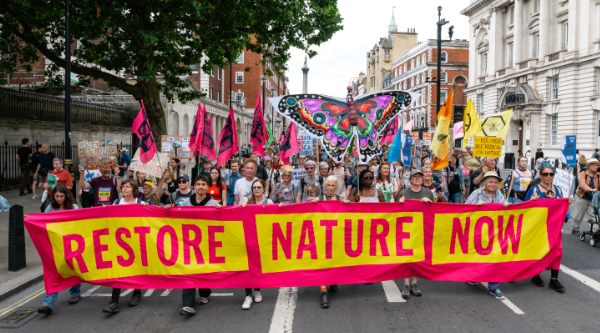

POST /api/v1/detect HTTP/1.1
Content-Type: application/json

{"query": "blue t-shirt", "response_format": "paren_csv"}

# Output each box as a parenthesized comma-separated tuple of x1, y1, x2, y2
(45, 204, 79, 212)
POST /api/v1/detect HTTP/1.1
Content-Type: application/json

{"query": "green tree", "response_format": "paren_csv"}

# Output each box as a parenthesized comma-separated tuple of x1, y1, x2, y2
(0, 0, 343, 139)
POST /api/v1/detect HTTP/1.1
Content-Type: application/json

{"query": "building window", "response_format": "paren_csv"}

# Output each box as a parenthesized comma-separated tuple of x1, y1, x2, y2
(235, 92, 244, 104)
(217, 68, 221, 79)
(535, 34, 540, 59)
(482, 52, 488, 76)
(404, 64, 407, 72)
(235, 72, 244, 84)
(550, 115, 558, 146)
(441, 51, 447, 63)
(411, 59, 415, 69)
(440, 91, 448, 104)
(510, 5, 514, 25)
(536, 0, 541, 13)
(384, 49, 390, 55)
(416, 57, 421, 67)
(217, 90, 221, 102)
(551, 77, 559, 100)
(563, 22, 569, 50)
(423, 54, 427, 64)
(399, 66, 402, 75)
(395, 68, 398, 77)
(190, 64, 198, 73)
(478, 94, 484, 113)
(402, 81, 406, 90)
(416, 75, 421, 85)
(508, 43, 514, 67)
(236, 53, 244, 64)
(440, 72, 447, 83)
(423, 73, 426, 84)
(411, 77, 414, 87)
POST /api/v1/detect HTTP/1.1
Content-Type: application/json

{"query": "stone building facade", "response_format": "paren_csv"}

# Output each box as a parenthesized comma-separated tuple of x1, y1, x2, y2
(461, 0, 600, 162)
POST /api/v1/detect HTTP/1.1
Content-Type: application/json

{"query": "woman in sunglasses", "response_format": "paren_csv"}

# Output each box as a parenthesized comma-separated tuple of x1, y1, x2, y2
(348, 169, 385, 203)
(270, 166, 296, 206)
(525, 160, 571, 293)
(240, 179, 273, 310)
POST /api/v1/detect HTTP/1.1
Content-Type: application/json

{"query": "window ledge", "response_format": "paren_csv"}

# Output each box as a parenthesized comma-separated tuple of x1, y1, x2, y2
(545, 99, 560, 104)
(590, 94, 600, 100)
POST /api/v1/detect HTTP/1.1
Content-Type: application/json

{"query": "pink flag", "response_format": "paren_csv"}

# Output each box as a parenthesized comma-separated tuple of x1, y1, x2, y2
(217, 107, 239, 167)
(200, 103, 216, 161)
(380, 115, 398, 144)
(131, 100, 158, 164)
(250, 93, 269, 157)
(188, 104, 203, 156)
(453, 121, 464, 139)
(403, 118, 415, 134)
(279, 122, 299, 165)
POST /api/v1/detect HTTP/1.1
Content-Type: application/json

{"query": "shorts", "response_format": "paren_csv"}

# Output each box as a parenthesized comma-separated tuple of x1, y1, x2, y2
(38, 174, 47, 183)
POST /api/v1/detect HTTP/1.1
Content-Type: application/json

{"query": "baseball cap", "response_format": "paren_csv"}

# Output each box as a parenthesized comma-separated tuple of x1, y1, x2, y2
(409, 169, 424, 178)
(141, 181, 154, 189)
(177, 174, 190, 181)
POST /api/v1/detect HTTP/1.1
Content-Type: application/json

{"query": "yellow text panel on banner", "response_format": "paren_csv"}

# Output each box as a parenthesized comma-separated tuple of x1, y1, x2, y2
(256, 212, 426, 273)
(432, 207, 549, 265)
(473, 136, 503, 158)
(48, 217, 249, 280)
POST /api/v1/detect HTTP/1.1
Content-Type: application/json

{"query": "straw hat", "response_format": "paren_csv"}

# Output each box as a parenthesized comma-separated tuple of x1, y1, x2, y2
(481, 171, 502, 182)
(587, 158, 600, 166)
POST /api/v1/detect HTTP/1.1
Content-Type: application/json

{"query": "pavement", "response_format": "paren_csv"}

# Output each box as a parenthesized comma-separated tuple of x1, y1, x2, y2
(0, 190, 44, 301)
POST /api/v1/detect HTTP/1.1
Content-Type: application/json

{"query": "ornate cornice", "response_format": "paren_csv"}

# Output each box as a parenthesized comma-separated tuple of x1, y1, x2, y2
(460, 0, 496, 16)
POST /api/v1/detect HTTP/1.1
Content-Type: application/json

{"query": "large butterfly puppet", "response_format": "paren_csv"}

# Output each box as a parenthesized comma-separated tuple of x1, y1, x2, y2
(269, 88, 418, 164)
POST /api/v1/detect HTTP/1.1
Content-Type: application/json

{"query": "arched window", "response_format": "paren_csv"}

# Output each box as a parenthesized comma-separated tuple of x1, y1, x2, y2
(411, 59, 415, 69)
(411, 77, 414, 87)
(416, 57, 421, 67)
(423, 54, 427, 64)
(404, 64, 407, 72)
(399, 66, 402, 75)
(441, 51, 448, 63)
(416, 75, 420, 85)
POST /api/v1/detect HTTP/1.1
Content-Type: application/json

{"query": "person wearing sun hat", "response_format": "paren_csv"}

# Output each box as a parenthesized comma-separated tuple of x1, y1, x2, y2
(465, 170, 510, 300)
(569, 158, 600, 236)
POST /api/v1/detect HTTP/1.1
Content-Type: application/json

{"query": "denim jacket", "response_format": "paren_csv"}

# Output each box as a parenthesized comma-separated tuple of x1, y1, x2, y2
(227, 172, 243, 205)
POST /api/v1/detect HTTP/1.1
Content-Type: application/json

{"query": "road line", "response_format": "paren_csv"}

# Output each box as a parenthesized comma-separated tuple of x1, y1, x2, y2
(120, 289, 133, 296)
(160, 289, 173, 296)
(268, 287, 298, 333)
(88, 294, 112, 297)
(381, 280, 406, 303)
(0, 287, 45, 317)
(560, 264, 600, 293)
(81, 285, 101, 297)
(211, 293, 234, 296)
(480, 283, 524, 315)
(144, 289, 155, 297)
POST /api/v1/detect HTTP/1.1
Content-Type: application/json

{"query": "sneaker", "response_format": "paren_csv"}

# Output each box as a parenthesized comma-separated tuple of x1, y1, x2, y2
(329, 285, 338, 293)
(37, 306, 52, 315)
(410, 284, 422, 297)
(69, 296, 81, 304)
(467, 282, 479, 286)
(199, 297, 209, 304)
(531, 275, 544, 287)
(242, 296, 253, 310)
(254, 290, 262, 303)
(549, 279, 565, 293)
(129, 294, 141, 307)
(489, 289, 506, 300)
(401, 284, 410, 299)
(572, 230, 581, 236)
(102, 303, 119, 313)
(180, 307, 196, 315)
(32, 195, 39, 199)
(320, 293, 329, 308)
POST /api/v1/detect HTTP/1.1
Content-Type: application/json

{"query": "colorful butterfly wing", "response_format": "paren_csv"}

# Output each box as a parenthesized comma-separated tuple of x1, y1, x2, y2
(354, 91, 413, 136)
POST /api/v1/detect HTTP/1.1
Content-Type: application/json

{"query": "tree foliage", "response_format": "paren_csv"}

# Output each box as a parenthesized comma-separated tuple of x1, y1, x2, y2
(0, 0, 343, 136)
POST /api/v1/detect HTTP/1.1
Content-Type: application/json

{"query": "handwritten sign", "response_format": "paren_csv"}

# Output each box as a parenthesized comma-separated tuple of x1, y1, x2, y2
(129, 149, 170, 178)
(554, 169, 574, 198)
(423, 132, 432, 146)
(473, 136, 503, 158)
(292, 167, 306, 186)
(298, 130, 316, 156)
(77, 140, 118, 169)
(161, 135, 191, 158)
(561, 135, 576, 168)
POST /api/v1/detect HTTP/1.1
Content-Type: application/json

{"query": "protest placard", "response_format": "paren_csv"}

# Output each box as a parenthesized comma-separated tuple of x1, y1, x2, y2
(423, 132, 432, 146)
(402, 134, 413, 169)
(561, 135, 576, 168)
(411, 132, 419, 141)
(129, 149, 170, 178)
(298, 130, 316, 156)
(554, 168, 574, 198)
(473, 136, 503, 158)
(161, 135, 191, 158)
(77, 140, 118, 169)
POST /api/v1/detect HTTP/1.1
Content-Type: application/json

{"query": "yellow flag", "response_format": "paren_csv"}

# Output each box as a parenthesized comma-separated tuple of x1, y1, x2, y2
(431, 92, 453, 170)
(462, 99, 481, 148)
(477, 109, 513, 138)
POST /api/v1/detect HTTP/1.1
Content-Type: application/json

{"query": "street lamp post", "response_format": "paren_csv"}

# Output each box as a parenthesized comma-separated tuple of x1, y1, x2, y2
(64, 0, 73, 178)
(432, 6, 453, 122)
(270, 87, 276, 137)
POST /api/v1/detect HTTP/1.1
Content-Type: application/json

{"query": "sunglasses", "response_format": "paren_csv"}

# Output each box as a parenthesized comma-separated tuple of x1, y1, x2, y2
(305, 167, 314, 170)
(541, 173, 555, 177)
(178, 180, 188, 183)
(252, 186, 264, 190)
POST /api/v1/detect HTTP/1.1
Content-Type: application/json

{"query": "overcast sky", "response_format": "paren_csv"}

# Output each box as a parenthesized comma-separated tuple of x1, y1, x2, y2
(286, 0, 471, 98)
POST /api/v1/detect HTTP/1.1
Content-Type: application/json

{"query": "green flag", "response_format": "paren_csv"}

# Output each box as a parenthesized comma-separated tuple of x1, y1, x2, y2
(266, 123, 274, 146)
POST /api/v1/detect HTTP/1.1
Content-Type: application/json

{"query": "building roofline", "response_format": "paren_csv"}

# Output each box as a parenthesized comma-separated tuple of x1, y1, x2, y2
(460, 0, 495, 16)
(392, 39, 469, 66)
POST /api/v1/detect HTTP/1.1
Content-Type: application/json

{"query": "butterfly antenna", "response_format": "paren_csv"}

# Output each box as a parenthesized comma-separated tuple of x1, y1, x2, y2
(346, 87, 354, 103)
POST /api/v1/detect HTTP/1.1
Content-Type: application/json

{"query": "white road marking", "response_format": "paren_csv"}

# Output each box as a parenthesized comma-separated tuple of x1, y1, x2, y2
(481, 282, 524, 315)
(211, 293, 234, 296)
(160, 289, 173, 296)
(381, 280, 406, 303)
(88, 294, 113, 297)
(268, 287, 298, 333)
(81, 286, 101, 297)
(120, 289, 133, 296)
(144, 289, 155, 297)
(560, 264, 600, 293)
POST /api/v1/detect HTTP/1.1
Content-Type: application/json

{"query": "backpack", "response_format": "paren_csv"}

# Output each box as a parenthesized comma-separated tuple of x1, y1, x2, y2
(300, 176, 324, 197)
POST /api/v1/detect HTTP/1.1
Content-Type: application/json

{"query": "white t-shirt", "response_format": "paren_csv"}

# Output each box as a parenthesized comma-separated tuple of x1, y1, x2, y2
(234, 177, 258, 202)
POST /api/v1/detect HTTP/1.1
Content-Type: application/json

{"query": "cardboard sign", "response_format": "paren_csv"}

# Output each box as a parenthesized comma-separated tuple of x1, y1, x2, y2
(77, 140, 118, 169)
(129, 149, 170, 178)
(561, 135, 576, 168)
(411, 132, 419, 141)
(423, 132, 432, 146)
(473, 136, 503, 158)
(161, 135, 191, 158)
(414, 140, 423, 147)
(554, 169, 574, 198)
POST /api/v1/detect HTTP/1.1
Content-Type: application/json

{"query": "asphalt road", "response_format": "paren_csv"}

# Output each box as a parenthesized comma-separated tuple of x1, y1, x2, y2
(1, 219, 599, 333)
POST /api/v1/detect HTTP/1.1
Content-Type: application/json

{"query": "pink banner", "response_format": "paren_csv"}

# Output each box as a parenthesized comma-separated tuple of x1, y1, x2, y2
(26, 200, 567, 294)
